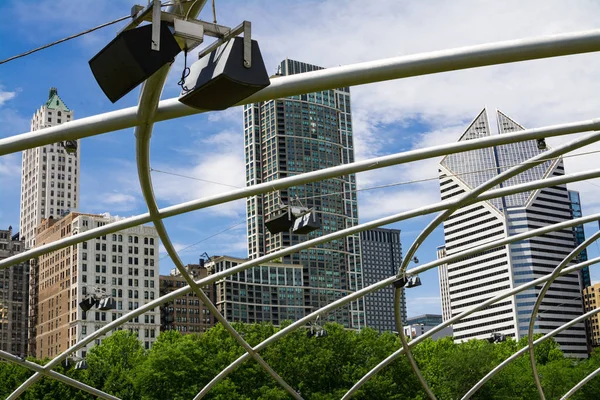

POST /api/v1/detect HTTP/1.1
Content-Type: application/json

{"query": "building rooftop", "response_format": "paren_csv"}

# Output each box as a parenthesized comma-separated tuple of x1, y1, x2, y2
(45, 87, 71, 112)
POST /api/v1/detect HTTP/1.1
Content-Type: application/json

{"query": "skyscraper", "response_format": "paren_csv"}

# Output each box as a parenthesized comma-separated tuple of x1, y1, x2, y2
(0, 226, 28, 356)
(244, 59, 364, 328)
(20, 88, 79, 249)
(438, 109, 587, 357)
(360, 228, 404, 331)
(568, 190, 591, 289)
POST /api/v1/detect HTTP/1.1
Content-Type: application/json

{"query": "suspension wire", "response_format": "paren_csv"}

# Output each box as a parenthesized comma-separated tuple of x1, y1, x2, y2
(150, 167, 241, 188)
(0, 0, 197, 66)
(159, 220, 246, 261)
(150, 148, 600, 201)
(0, 15, 130, 66)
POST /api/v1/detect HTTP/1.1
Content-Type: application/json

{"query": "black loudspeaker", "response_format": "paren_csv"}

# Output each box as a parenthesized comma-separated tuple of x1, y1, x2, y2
(78, 297, 96, 312)
(97, 297, 116, 311)
(89, 21, 182, 103)
(265, 208, 294, 234)
(292, 211, 320, 235)
(179, 37, 270, 110)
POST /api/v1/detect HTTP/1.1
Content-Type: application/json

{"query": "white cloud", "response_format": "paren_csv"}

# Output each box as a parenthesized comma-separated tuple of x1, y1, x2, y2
(152, 129, 245, 217)
(359, 183, 441, 220)
(233, 0, 600, 221)
(0, 90, 15, 107)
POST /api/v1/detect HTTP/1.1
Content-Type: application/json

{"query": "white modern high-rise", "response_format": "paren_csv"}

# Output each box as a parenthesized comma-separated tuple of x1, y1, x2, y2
(438, 109, 587, 358)
(20, 88, 79, 249)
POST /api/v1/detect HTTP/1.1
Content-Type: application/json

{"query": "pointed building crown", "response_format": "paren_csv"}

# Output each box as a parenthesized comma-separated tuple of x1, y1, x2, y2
(45, 87, 71, 112)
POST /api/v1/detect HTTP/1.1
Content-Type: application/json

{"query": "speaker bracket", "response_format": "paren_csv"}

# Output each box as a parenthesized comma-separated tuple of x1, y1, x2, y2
(197, 21, 252, 68)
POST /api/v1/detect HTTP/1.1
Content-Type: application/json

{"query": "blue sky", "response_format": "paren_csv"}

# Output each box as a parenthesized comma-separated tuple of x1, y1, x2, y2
(2, 0, 600, 319)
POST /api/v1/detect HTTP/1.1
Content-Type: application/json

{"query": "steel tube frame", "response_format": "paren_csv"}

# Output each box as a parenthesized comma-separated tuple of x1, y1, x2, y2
(462, 307, 600, 400)
(133, 62, 302, 398)
(0, 351, 119, 400)
(341, 255, 600, 399)
(392, 127, 600, 399)
(3, 24, 600, 399)
(2, 121, 599, 272)
(205, 254, 600, 400)
(560, 366, 600, 399)
(5, 168, 595, 399)
(3, 29, 600, 156)
(526, 230, 600, 399)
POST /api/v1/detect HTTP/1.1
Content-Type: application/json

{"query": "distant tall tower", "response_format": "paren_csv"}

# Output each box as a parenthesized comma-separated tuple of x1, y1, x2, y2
(360, 228, 404, 331)
(438, 108, 587, 358)
(437, 245, 452, 322)
(20, 88, 79, 248)
(568, 190, 591, 289)
(244, 59, 364, 328)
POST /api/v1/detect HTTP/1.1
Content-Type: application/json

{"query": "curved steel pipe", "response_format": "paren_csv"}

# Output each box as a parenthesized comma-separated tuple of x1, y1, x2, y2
(0, 350, 119, 400)
(2, 143, 598, 397)
(462, 306, 600, 399)
(12, 207, 600, 386)
(341, 255, 600, 399)
(526, 230, 600, 399)
(133, 66, 302, 399)
(2, 126, 599, 272)
(560, 366, 600, 399)
(4, 29, 600, 156)
(392, 128, 600, 399)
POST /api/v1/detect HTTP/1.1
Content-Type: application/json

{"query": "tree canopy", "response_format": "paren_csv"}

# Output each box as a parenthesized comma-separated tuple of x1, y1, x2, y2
(1, 323, 600, 399)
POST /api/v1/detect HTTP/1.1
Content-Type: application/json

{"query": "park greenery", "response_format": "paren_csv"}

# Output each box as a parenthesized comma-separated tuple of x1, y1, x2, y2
(1, 322, 600, 399)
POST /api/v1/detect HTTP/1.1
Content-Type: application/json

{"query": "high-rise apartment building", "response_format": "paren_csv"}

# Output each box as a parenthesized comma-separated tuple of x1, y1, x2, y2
(438, 109, 587, 357)
(208, 255, 305, 325)
(436, 245, 452, 322)
(360, 228, 404, 331)
(0, 226, 28, 356)
(244, 59, 364, 328)
(159, 263, 215, 334)
(32, 213, 160, 359)
(20, 88, 79, 249)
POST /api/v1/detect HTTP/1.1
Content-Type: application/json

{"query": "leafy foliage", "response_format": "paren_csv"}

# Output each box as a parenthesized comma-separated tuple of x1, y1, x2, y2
(1, 324, 600, 399)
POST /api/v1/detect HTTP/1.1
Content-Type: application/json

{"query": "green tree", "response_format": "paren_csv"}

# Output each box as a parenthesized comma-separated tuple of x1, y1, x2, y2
(86, 330, 146, 399)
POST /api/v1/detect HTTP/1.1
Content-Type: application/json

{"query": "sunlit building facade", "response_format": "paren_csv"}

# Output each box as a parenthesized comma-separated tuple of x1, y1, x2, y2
(21, 88, 79, 249)
(438, 109, 587, 357)
(33, 213, 160, 359)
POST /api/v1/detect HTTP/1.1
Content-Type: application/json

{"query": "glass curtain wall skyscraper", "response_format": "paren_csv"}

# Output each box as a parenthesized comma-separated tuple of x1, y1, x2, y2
(438, 109, 587, 358)
(244, 59, 364, 329)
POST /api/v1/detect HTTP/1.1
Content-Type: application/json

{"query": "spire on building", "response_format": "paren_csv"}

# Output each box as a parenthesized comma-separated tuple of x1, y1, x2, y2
(45, 87, 71, 112)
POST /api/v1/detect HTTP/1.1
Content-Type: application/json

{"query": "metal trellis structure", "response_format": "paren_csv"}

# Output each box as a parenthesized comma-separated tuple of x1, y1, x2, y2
(2, 2, 600, 398)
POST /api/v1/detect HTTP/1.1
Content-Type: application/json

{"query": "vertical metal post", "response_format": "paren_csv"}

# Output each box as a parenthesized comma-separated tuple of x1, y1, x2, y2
(243, 21, 251, 68)
(151, 0, 161, 51)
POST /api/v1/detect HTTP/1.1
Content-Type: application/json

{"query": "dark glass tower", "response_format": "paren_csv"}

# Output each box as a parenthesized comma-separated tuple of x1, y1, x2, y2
(568, 190, 591, 288)
(360, 228, 404, 331)
(244, 59, 364, 328)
